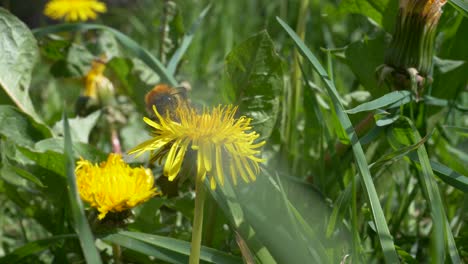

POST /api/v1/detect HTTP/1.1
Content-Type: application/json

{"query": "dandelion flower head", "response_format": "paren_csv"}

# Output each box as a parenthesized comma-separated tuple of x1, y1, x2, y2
(75, 153, 158, 220)
(129, 105, 266, 190)
(84, 57, 113, 99)
(44, 0, 107, 22)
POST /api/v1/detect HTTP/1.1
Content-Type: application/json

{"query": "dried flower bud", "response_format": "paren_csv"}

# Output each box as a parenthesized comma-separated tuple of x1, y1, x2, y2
(380, 0, 446, 95)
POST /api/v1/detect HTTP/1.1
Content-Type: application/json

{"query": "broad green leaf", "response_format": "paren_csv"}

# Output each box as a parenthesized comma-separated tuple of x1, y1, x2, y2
(104, 231, 242, 264)
(53, 110, 101, 143)
(35, 138, 107, 161)
(346, 91, 412, 114)
(63, 112, 103, 264)
(343, 34, 388, 97)
(339, 0, 398, 31)
(225, 30, 283, 140)
(33, 23, 177, 86)
(277, 17, 399, 263)
(0, 8, 41, 122)
(0, 234, 76, 264)
(50, 43, 94, 78)
(167, 5, 211, 75)
(207, 180, 276, 264)
(432, 18, 468, 100)
(0, 105, 51, 148)
(1, 163, 45, 188)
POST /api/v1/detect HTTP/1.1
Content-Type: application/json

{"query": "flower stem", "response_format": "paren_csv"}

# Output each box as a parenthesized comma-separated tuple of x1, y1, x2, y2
(189, 179, 206, 264)
(112, 243, 122, 264)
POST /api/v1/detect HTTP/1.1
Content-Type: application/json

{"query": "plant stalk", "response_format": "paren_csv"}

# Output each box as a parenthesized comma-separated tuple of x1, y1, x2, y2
(189, 179, 206, 264)
(112, 243, 122, 264)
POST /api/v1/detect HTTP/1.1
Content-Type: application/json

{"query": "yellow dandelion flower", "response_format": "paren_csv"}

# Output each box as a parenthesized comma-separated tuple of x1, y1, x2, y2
(44, 0, 107, 22)
(75, 153, 159, 220)
(129, 105, 266, 190)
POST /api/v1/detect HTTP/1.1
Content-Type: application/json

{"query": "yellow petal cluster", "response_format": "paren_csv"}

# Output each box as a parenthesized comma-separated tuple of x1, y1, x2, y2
(129, 105, 265, 190)
(44, 0, 107, 22)
(84, 58, 113, 100)
(75, 153, 158, 220)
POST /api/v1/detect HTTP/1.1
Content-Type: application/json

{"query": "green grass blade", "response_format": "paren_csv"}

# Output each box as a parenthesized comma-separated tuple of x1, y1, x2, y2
(63, 111, 103, 264)
(33, 24, 177, 86)
(167, 5, 211, 75)
(346, 90, 412, 114)
(407, 153, 468, 193)
(0, 234, 76, 264)
(277, 17, 399, 263)
(104, 231, 242, 264)
(397, 118, 460, 263)
(449, 0, 468, 17)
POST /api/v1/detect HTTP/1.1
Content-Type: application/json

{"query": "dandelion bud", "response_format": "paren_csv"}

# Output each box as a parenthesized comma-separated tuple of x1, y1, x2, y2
(381, 0, 446, 94)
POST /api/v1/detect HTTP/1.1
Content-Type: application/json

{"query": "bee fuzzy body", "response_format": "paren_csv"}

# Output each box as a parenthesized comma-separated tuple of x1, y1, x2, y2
(144, 84, 189, 121)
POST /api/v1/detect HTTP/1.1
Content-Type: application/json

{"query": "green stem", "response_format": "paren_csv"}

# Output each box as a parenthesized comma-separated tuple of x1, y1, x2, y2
(112, 243, 122, 264)
(189, 179, 206, 264)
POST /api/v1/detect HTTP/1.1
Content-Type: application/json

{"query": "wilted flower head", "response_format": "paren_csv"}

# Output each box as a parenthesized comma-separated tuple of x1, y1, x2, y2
(399, 0, 447, 28)
(85, 57, 114, 101)
(44, 0, 107, 22)
(385, 0, 447, 76)
(75, 153, 158, 220)
(129, 105, 265, 190)
(379, 0, 447, 95)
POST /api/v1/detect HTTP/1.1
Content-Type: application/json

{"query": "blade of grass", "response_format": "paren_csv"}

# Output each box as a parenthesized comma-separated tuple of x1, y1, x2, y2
(398, 117, 460, 263)
(407, 153, 468, 193)
(63, 111, 102, 264)
(277, 17, 399, 263)
(449, 0, 468, 17)
(346, 90, 412, 114)
(33, 24, 177, 86)
(105, 231, 242, 264)
(167, 5, 211, 75)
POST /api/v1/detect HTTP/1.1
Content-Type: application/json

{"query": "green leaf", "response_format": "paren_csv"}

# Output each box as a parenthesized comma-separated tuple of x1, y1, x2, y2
(0, 234, 76, 264)
(63, 112, 103, 264)
(50, 43, 94, 78)
(0, 105, 51, 148)
(388, 118, 461, 263)
(53, 110, 101, 143)
(35, 138, 107, 161)
(343, 34, 388, 97)
(104, 231, 242, 264)
(443, 126, 468, 138)
(0, 8, 41, 123)
(225, 30, 283, 140)
(277, 17, 399, 263)
(449, 0, 468, 17)
(339, 0, 398, 31)
(167, 5, 211, 75)
(33, 23, 177, 86)
(346, 91, 412, 114)
(5, 163, 46, 188)
(207, 181, 277, 263)
(407, 153, 468, 193)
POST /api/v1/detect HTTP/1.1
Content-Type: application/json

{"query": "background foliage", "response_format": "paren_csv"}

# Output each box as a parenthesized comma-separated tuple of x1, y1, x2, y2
(0, 0, 467, 263)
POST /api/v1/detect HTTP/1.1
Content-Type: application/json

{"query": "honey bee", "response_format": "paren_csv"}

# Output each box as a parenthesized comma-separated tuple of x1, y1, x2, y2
(144, 83, 190, 122)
